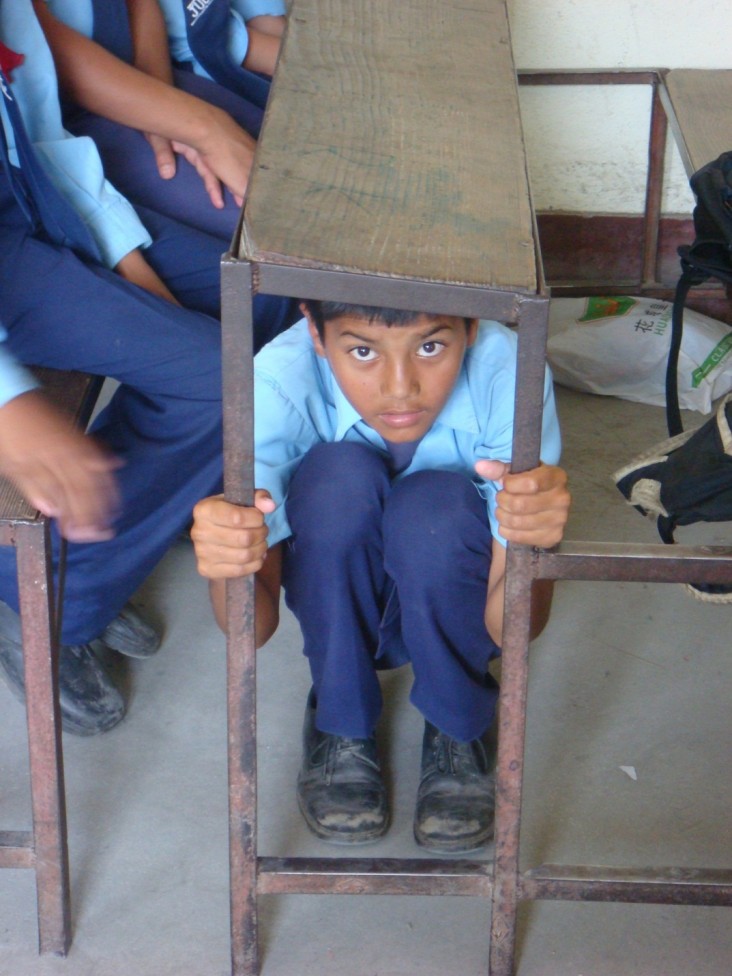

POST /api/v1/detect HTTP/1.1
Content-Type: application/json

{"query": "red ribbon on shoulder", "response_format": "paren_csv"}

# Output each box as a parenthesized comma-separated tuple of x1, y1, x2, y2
(0, 42, 24, 81)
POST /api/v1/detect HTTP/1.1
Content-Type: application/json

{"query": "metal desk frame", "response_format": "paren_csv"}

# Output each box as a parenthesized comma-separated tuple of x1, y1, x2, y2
(221, 43, 732, 976)
(0, 369, 102, 956)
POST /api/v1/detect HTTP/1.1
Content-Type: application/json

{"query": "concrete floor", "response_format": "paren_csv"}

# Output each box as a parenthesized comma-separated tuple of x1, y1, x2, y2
(1, 385, 731, 976)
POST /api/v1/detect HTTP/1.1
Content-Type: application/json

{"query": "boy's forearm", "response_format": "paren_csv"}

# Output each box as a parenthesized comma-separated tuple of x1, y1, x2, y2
(115, 248, 178, 304)
(247, 15, 286, 38)
(208, 575, 280, 647)
(484, 566, 555, 646)
(35, 3, 223, 149)
(242, 28, 280, 76)
(125, 0, 175, 85)
(529, 579, 554, 640)
(209, 578, 229, 632)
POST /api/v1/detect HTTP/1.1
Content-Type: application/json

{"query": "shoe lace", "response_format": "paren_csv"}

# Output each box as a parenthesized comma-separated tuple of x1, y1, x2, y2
(431, 731, 487, 777)
(316, 736, 379, 785)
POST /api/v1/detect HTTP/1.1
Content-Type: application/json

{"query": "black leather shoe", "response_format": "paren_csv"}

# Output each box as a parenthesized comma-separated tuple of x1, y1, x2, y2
(101, 603, 160, 658)
(296, 699, 389, 844)
(0, 601, 126, 736)
(414, 720, 497, 853)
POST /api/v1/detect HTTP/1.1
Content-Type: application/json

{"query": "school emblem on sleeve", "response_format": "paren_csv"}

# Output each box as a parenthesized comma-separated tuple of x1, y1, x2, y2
(186, 0, 215, 25)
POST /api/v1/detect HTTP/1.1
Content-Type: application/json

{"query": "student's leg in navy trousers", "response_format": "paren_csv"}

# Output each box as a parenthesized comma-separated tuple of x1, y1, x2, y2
(137, 204, 298, 348)
(282, 442, 501, 744)
(0, 192, 223, 644)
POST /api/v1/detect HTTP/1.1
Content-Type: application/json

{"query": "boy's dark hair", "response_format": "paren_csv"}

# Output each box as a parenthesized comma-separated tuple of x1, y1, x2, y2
(303, 300, 472, 340)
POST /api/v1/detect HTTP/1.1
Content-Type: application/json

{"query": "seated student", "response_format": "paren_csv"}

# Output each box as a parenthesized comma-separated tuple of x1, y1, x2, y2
(0, 4, 290, 734)
(156, 0, 286, 96)
(34, 0, 270, 243)
(191, 302, 571, 853)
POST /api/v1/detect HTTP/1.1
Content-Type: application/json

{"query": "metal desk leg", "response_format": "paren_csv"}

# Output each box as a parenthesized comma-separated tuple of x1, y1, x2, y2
(489, 296, 551, 976)
(222, 257, 259, 976)
(17, 520, 71, 956)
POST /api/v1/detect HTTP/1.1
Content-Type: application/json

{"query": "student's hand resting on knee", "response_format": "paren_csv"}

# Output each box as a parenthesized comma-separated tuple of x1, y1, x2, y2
(32, 1, 255, 207)
(475, 459, 570, 549)
(191, 491, 276, 579)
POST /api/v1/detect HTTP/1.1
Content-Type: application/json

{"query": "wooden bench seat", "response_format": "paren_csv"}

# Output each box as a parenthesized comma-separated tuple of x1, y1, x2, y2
(662, 69, 732, 176)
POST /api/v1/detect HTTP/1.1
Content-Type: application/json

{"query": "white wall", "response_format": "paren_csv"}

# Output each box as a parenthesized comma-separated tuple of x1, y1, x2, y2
(507, 0, 732, 214)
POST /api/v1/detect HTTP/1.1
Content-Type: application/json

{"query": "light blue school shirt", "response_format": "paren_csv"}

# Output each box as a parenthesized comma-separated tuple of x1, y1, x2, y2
(254, 319, 562, 548)
(1, 0, 151, 268)
(0, 327, 37, 409)
(156, 0, 286, 79)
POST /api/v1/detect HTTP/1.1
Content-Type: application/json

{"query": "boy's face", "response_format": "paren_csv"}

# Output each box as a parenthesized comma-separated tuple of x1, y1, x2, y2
(305, 311, 478, 443)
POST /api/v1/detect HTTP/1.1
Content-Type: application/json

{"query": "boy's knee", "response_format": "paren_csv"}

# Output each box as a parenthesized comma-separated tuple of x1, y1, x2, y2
(286, 443, 389, 546)
(383, 470, 489, 571)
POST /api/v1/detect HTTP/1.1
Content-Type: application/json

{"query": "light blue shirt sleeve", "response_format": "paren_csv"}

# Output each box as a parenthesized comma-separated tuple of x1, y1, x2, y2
(474, 367, 560, 546)
(2, 1, 152, 268)
(41, 0, 93, 36)
(0, 327, 38, 409)
(253, 324, 328, 546)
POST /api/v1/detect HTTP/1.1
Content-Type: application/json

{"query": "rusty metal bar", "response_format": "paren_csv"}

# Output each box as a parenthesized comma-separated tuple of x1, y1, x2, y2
(641, 76, 669, 285)
(508, 297, 551, 473)
(222, 256, 259, 976)
(489, 295, 551, 976)
(0, 832, 35, 869)
(521, 865, 732, 906)
(488, 546, 535, 976)
(519, 68, 672, 294)
(532, 541, 732, 584)
(15, 519, 70, 957)
(658, 80, 694, 178)
(550, 282, 676, 299)
(254, 262, 535, 322)
(257, 857, 493, 896)
(518, 68, 660, 87)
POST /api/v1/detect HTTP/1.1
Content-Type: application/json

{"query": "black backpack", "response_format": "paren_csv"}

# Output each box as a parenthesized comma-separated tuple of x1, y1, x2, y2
(614, 152, 732, 600)
(666, 151, 732, 437)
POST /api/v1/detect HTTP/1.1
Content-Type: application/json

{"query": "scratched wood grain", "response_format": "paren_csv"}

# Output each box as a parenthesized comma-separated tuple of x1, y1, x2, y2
(239, 0, 537, 293)
(665, 70, 732, 176)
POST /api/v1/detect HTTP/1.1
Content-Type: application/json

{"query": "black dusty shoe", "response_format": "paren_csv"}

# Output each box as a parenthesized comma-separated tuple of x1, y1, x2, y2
(100, 603, 161, 659)
(413, 720, 497, 854)
(296, 699, 389, 844)
(0, 601, 126, 736)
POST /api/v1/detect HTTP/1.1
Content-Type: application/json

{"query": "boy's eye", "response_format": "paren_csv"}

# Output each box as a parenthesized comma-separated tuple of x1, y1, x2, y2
(417, 340, 444, 358)
(349, 346, 377, 361)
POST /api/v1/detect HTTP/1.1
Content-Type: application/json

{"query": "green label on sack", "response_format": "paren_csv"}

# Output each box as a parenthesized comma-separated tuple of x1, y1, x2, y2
(578, 296, 638, 321)
(692, 332, 732, 388)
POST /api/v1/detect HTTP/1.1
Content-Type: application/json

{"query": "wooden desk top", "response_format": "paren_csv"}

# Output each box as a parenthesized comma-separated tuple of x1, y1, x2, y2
(664, 70, 732, 176)
(237, 0, 538, 295)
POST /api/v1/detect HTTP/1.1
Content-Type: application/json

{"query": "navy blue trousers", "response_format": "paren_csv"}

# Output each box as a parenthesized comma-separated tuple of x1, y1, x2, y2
(0, 174, 228, 644)
(282, 443, 501, 743)
(137, 203, 297, 346)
